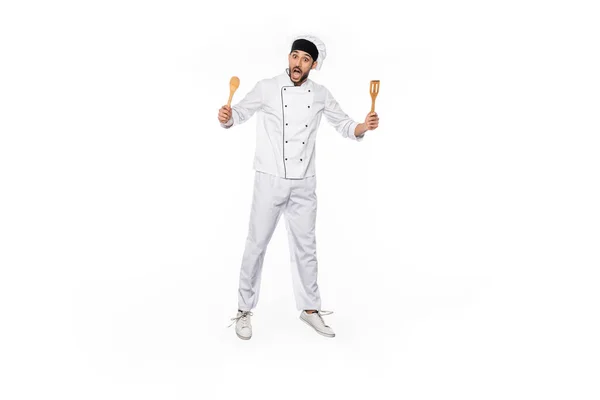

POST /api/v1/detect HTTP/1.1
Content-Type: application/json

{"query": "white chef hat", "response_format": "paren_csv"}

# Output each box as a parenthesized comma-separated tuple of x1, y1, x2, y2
(290, 34, 327, 70)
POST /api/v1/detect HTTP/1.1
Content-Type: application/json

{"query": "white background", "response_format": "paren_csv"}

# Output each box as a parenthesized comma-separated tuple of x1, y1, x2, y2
(1, 0, 599, 398)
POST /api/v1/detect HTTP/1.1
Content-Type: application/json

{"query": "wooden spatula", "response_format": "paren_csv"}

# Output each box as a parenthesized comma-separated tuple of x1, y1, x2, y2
(227, 76, 240, 107)
(370, 80, 380, 113)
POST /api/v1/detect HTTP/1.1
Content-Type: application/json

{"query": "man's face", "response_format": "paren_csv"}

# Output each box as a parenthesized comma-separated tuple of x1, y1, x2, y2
(288, 50, 317, 85)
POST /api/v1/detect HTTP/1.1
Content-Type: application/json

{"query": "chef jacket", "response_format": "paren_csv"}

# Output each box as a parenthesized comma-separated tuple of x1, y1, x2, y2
(220, 69, 365, 179)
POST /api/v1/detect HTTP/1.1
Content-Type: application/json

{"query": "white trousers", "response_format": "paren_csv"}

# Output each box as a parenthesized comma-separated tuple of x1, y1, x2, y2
(238, 170, 321, 311)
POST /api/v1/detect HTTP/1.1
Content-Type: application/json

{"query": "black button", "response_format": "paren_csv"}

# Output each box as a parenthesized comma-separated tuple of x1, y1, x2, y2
(285, 158, 288, 161)
(308, 90, 311, 92)
(286, 123, 288, 125)
(284, 88, 286, 91)
(305, 124, 308, 127)
(300, 159, 303, 161)
(302, 142, 305, 144)
(308, 105, 310, 108)
(286, 141, 288, 143)
(285, 105, 287, 107)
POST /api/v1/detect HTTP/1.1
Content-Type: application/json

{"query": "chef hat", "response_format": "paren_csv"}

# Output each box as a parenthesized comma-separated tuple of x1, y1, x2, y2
(290, 34, 327, 71)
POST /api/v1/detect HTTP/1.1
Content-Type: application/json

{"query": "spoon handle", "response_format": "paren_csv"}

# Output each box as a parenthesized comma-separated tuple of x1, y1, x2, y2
(227, 90, 234, 107)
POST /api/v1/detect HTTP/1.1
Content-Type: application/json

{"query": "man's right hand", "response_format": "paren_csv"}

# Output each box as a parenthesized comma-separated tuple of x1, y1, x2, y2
(218, 105, 232, 124)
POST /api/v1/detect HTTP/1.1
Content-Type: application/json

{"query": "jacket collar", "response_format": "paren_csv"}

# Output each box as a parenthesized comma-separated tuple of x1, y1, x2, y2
(280, 69, 312, 89)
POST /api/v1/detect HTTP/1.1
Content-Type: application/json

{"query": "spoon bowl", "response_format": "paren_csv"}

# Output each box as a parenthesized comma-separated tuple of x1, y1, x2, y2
(227, 76, 240, 106)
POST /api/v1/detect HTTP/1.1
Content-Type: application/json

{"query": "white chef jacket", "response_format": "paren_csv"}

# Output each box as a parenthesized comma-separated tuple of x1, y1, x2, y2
(220, 70, 365, 179)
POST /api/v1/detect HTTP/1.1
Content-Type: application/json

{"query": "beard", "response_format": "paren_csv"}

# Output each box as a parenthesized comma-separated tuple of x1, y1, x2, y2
(288, 67, 309, 85)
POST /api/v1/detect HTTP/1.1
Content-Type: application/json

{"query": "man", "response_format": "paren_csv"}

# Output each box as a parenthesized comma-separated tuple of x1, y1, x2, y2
(218, 34, 379, 340)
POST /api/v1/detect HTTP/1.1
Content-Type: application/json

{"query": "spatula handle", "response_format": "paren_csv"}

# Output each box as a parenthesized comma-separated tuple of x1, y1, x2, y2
(370, 97, 376, 113)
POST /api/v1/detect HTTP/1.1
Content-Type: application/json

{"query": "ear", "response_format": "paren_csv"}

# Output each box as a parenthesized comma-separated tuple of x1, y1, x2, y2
(312, 61, 318, 70)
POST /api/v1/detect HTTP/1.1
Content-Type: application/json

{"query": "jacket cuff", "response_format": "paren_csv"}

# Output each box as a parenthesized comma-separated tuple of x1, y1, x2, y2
(220, 116, 234, 129)
(350, 121, 366, 141)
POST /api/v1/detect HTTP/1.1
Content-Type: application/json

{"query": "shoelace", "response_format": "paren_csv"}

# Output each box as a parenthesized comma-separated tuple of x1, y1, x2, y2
(227, 311, 253, 328)
(226, 310, 333, 328)
(311, 310, 333, 327)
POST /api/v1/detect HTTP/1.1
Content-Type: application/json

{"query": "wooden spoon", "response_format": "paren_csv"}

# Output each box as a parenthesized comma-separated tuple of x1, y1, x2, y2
(227, 76, 240, 107)
(370, 80, 380, 113)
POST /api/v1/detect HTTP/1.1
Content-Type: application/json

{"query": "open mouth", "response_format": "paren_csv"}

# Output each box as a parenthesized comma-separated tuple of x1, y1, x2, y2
(292, 69, 301, 78)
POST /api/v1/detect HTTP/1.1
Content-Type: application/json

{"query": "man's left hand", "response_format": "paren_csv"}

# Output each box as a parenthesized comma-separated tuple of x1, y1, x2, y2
(365, 112, 379, 130)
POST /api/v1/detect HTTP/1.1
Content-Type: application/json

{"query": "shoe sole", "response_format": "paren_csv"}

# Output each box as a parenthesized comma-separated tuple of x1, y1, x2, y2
(236, 331, 251, 340)
(299, 315, 335, 338)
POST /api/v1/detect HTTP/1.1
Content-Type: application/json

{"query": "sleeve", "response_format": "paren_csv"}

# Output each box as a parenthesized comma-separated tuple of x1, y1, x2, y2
(323, 88, 365, 141)
(220, 80, 263, 129)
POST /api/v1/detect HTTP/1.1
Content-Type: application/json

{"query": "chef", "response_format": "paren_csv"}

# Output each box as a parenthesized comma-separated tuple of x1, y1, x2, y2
(218, 34, 379, 340)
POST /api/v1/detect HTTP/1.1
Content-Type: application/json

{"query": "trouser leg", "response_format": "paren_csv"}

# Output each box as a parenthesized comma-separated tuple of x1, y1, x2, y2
(283, 175, 321, 311)
(237, 171, 288, 311)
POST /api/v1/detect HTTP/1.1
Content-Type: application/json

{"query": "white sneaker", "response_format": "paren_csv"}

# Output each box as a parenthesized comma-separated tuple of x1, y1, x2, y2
(228, 310, 253, 340)
(299, 310, 335, 338)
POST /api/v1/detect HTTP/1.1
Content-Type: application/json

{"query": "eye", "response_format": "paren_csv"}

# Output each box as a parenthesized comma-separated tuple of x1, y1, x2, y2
(304, 58, 308, 62)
